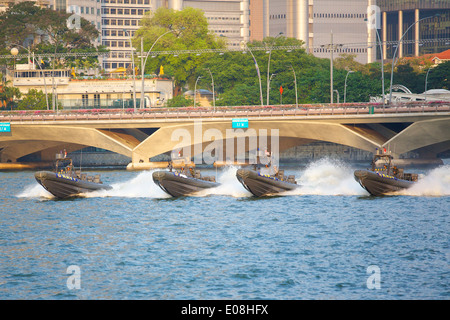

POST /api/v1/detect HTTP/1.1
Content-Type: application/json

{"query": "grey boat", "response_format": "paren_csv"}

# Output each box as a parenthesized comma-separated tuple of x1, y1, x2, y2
(236, 166, 298, 197)
(354, 154, 418, 196)
(152, 162, 220, 197)
(236, 150, 299, 197)
(35, 153, 112, 199)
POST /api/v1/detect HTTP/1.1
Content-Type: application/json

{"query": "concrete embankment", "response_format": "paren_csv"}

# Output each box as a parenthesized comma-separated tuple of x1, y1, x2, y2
(0, 162, 53, 170)
(1, 143, 446, 171)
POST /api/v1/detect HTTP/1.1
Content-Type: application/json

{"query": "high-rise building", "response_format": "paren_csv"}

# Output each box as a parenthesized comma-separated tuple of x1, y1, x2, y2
(250, 0, 376, 64)
(102, 0, 251, 70)
(67, 0, 103, 46)
(377, 0, 450, 60)
(310, 0, 376, 64)
(170, 0, 250, 48)
(100, 0, 152, 70)
(259, 0, 311, 48)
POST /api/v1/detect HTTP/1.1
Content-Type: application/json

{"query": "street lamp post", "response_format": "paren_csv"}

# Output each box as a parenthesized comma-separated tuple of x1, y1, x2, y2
(343, 70, 354, 103)
(123, 29, 137, 112)
(321, 31, 342, 104)
(334, 89, 339, 104)
(205, 68, 215, 112)
(11, 45, 49, 110)
(289, 64, 298, 109)
(330, 32, 334, 104)
(266, 32, 283, 106)
(241, 41, 263, 107)
(375, 29, 385, 106)
(140, 28, 184, 109)
(388, 15, 438, 104)
(194, 76, 203, 108)
(52, 44, 58, 112)
(267, 73, 276, 105)
(365, 17, 386, 106)
(424, 67, 433, 101)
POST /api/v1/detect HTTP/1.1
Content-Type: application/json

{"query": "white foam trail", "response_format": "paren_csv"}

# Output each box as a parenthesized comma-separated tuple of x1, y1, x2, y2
(17, 161, 449, 199)
(285, 157, 367, 196)
(195, 166, 252, 197)
(85, 170, 170, 198)
(397, 165, 450, 197)
(17, 184, 54, 199)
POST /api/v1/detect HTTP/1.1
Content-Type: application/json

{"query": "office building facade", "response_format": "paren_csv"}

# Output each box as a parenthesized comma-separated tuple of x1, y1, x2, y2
(378, 0, 450, 59)
(100, 0, 152, 70)
(250, 0, 376, 64)
(170, 0, 250, 48)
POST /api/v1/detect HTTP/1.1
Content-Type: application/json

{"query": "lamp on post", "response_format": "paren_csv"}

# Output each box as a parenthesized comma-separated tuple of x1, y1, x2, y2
(194, 76, 203, 108)
(267, 73, 276, 105)
(10, 47, 18, 70)
(334, 89, 340, 104)
(123, 29, 137, 112)
(343, 70, 354, 103)
(375, 29, 385, 106)
(11, 45, 49, 110)
(266, 32, 283, 106)
(205, 68, 215, 112)
(321, 31, 343, 104)
(240, 41, 263, 107)
(388, 14, 439, 104)
(289, 64, 298, 109)
(424, 67, 433, 101)
(364, 17, 385, 107)
(139, 27, 185, 109)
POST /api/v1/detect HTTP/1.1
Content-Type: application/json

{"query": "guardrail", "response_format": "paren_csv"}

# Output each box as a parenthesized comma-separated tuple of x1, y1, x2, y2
(1, 101, 449, 122)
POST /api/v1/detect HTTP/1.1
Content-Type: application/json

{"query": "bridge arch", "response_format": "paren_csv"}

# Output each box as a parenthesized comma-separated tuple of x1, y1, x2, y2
(382, 118, 450, 156)
(0, 125, 134, 162)
(130, 120, 382, 164)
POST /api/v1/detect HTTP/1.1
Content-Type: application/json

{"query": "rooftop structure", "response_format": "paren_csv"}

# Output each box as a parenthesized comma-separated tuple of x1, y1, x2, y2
(6, 65, 173, 109)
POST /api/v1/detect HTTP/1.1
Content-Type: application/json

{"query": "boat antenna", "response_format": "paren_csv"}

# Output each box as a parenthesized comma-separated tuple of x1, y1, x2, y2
(79, 148, 83, 173)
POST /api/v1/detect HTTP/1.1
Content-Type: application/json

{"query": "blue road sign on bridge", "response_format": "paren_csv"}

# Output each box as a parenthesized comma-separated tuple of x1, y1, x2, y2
(0, 123, 11, 132)
(232, 118, 248, 129)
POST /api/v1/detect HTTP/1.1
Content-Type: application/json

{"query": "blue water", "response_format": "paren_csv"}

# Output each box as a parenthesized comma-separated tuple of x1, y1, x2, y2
(0, 158, 449, 300)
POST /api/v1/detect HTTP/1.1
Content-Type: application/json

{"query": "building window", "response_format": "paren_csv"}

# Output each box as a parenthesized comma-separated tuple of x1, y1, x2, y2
(94, 94, 100, 107)
(82, 94, 89, 108)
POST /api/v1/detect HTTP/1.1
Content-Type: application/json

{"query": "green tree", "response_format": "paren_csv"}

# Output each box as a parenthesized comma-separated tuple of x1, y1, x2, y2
(166, 94, 193, 108)
(334, 53, 366, 74)
(216, 83, 261, 106)
(425, 61, 450, 91)
(134, 7, 226, 94)
(0, 1, 105, 69)
(17, 89, 51, 110)
(198, 36, 315, 106)
(0, 81, 21, 110)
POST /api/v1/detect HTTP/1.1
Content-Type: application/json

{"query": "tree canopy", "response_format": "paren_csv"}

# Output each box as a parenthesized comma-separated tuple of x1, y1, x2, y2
(134, 7, 226, 93)
(0, 1, 105, 69)
(2, 4, 447, 110)
(133, 7, 396, 107)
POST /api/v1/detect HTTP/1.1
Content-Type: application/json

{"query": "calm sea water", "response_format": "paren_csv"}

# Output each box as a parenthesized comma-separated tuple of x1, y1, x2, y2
(0, 158, 449, 300)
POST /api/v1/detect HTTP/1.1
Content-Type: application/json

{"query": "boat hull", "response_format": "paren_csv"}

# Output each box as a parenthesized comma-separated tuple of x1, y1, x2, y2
(35, 171, 112, 199)
(152, 171, 220, 197)
(354, 169, 415, 196)
(236, 169, 298, 197)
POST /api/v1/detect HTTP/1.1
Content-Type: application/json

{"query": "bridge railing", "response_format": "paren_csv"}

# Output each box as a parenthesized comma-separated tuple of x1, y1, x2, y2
(1, 101, 449, 122)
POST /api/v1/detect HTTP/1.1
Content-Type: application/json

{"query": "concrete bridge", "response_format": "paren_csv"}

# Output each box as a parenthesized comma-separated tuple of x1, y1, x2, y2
(1, 101, 449, 169)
